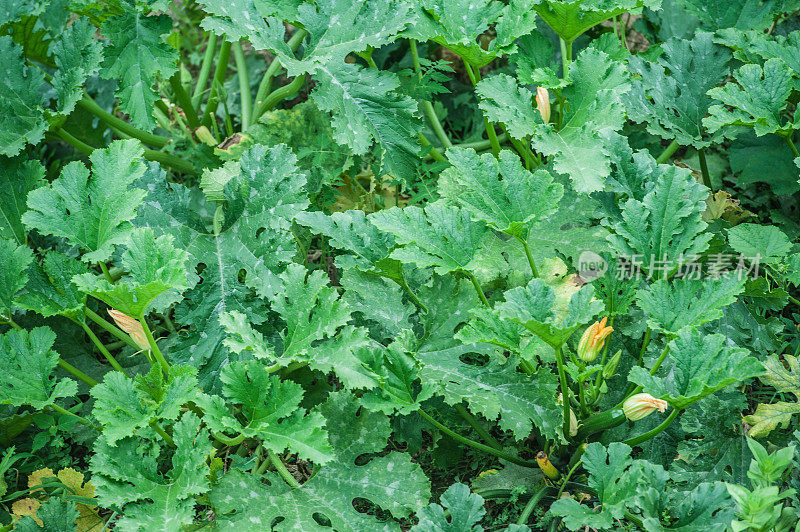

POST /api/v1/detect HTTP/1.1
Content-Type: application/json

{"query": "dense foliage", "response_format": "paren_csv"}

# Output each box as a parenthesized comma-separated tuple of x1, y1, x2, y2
(1, 0, 800, 530)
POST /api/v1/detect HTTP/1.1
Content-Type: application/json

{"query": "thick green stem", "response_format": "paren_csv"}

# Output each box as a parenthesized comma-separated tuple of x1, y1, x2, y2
(269, 451, 301, 488)
(169, 72, 200, 130)
(466, 272, 490, 307)
(454, 404, 502, 450)
(85, 308, 140, 351)
(149, 420, 176, 447)
(260, 74, 305, 113)
(78, 321, 127, 374)
(139, 318, 169, 375)
(464, 63, 501, 156)
(4, 317, 23, 330)
(517, 237, 539, 278)
(78, 97, 170, 148)
(49, 404, 95, 428)
(192, 32, 218, 108)
(789, 295, 800, 308)
(655, 140, 679, 164)
(623, 408, 680, 446)
(213, 432, 246, 446)
(559, 38, 572, 80)
(649, 344, 671, 375)
(698, 149, 712, 189)
(554, 346, 571, 439)
(58, 359, 98, 387)
(232, 42, 252, 131)
(516, 486, 550, 526)
(202, 40, 233, 127)
(252, 30, 308, 123)
(784, 134, 800, 158)
(55, 128, 93, 154)
(418, 409, 538, 468)
(418, 133, 447, 162)
(99, 262, 114, 283)
(410, 39, 453, 149)
(555, 460, 582, 500)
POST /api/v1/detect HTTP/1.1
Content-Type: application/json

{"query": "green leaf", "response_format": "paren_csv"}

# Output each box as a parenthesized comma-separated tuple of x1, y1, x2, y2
(14, 497, 79, 532)
(727, 223, 792, 265)
(210, 391, 430, 530)
(677, 0, 794, 31)
(340, 268, 415, 339)
(199, 0, 289, 55)
(410, 483, 485, 532)
(311, 62, 422, 182)
(419, 349, 563, 441)
(360, 341, 433, 414)
(0, 327, 77, 409)
(629, 329, 763, 409)
(716, 28, 800, 75)
(371, 204, 489, 275)
(637, 276, 746, 335)
(135, 144, 308, 391)
(0, 238, 33, 319)
(550, 442, 635, 529)
(438, 148, 564, 239)
(531, 0, 662, 42)
(23, 139, 148, 264)
(745, 354, 800, 438)
(294, 209, 400, 279)
(100, 4, 177, 131)
(218, 310, 276, 361)
(90, 368, 199, 445)
(16, 252, 88, 320)
(497, 279, 603, 348)
(455, 306, 529, 354)
(0, 156, 44, 244)
(50, 18, 104, 115)
(197, 361, 333, 463)
(606, 164, 710, 267)
(73, 227, 193, 318)
(479, 49, 630, 192)
(0, 35, 46, 156)
(91, 412, 212, 532)
(705, 59, 797, 138)
(625, 32, 731, 148)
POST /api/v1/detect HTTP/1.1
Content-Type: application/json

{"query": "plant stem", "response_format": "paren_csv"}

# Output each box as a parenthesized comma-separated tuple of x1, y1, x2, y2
(169, 72, 200, 130)
(554, 345, 571, 439)
(466, 272, 490, 307)
(58, 359, 98, 387)
(789, 295, 800, 307)
(85, 308, 140, 350)
(259, 74, 306, 114)
(649, 344, 671, 375)
(55, 128, 93, 154)
(785, 134, 800, 158)
(78, 321, 127, 374)
(454, 404, 502, 450)
(559, 38, 572, 80)
(397, 268, 428, 312)
(516, 486, 550, 526)
(418, 409, 538, 468)
(78, 97, 170, 148)
(655, 140, 679, 164)
(139, 317, 170, 375)
(213, 432, 246, 446)
(99, 262, 114, 283)
(192, 32, 218, 109)
(201, 40, 232, 127)
(623, 408, 680, 446)
(149, 420, 176, 447)
(252, 30, 308, 123)
(5, 317, 23, 330)
(409, 39, 453, 149)
(232, 41, 252, 131)
(268, 450, 301, 488)
(463, 63, 501, 156)
(698, 149, 712, 189)
(418, 133, 447, 162)
(517, 237, 539, 278)
(49, 404, 95, 428)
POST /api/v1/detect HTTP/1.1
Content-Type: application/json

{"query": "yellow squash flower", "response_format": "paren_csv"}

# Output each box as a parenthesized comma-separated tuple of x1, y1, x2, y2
(623, 393, 669, 421)
(577, 317, 613, 362)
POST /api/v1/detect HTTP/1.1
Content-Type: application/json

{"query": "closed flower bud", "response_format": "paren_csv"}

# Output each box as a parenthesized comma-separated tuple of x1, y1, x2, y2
(602, 350, 622, 379)
(569, 408, 578, 437)
(623, 393, 668, 421)
(107, 309, 150, 351)
(577, 317, 613, 363)
(536, 451, 560, 479)
(536, 86, 551, 124)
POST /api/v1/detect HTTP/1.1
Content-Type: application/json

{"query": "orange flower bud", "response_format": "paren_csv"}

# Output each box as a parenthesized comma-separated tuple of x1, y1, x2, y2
(536, 87, 551, 123)
(577, 317, 613, 363)
(107, 309, 150, 351)
(623, 393, 668, 421)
